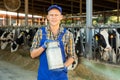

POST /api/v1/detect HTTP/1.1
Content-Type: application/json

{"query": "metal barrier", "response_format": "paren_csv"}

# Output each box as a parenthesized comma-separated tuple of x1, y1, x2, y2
(0, 24, 120, 65)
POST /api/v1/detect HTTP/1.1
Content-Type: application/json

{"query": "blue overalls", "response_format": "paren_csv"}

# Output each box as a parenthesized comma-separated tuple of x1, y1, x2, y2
(38, 27, 68, 80)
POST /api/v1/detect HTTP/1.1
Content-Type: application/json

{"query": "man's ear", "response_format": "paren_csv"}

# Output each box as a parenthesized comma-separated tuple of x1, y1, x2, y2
(60, 15, 63, 20)
(47, 15, 49, 20)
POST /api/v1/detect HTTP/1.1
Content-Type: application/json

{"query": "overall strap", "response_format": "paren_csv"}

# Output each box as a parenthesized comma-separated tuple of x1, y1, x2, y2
(40, 27, 47, 40)
(39, 27, 47, 47)
(57, 28, 66, 41)
(57, 28, 67, 62)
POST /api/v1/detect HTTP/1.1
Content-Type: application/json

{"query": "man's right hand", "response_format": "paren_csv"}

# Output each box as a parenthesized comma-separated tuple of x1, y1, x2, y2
(41, 40, 53, 49)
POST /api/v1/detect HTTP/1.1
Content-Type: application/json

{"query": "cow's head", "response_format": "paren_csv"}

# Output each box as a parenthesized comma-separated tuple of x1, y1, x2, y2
(94, 29, 111, 51)
(108, 30, 116, 50)
(11, 41, 19, 52)
(1, 31, 13, 50)
(94, 33, 106, 48)
(11, 31, 24, 52)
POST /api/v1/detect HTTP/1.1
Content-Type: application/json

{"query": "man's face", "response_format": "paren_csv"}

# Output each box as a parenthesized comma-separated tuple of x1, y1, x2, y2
(47, 9, 63, 27)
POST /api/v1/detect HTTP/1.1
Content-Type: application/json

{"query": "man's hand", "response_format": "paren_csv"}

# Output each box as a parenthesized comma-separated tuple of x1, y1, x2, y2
(41, 40, 53, 49)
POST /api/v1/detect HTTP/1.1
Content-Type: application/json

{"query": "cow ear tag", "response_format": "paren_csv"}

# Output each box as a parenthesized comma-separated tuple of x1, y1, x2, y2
(95, 36, 98, 40)
(22, 32, 24, 34)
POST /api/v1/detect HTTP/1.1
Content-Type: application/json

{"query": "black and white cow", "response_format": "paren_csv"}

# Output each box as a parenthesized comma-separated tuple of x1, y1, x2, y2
(67, 27, 85, 57)
(116, 28, 120, 63)
(67, 28, 86, 57)
(108, 28, 120, 63)
(11, 28, 37, 52)
(0, 31, 13, 50)
(11, 28, 31, 52)
(66, 27, 86, 70)
(94, 29, 116, 63)
(11, 31, 24, 52)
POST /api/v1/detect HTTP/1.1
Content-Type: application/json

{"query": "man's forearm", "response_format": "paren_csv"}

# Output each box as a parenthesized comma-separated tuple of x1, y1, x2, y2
(64, 57, 74, 67)
(30, 47, 45, 58)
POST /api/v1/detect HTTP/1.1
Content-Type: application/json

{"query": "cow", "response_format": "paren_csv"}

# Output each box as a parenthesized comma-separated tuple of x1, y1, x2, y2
(67, 27, 85, 57)
(11, 28, 37, 52)
(0, 28, 37, 52)
(25, 28, 38, 47)
(66, 27, 86, 70)
(108, 28, 120, 64)
(11, 30, 27, 52)
(0, 31, 13, 50)
(93, 29, 117, 63)
(67, 27, 83, 70)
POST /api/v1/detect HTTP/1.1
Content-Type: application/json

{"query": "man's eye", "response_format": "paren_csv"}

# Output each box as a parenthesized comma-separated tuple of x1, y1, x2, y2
(50, 14, 53, 16)
(55, 14, 59, 16)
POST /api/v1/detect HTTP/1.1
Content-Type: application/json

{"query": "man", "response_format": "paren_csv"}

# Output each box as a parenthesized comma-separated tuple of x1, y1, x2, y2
(30, 4, 76, 80)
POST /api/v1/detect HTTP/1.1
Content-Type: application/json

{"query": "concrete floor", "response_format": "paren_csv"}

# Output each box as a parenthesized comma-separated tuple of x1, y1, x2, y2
(0, 60, 85, 80)
(0, 49, 85, 80)
(0, 60, 37, 80)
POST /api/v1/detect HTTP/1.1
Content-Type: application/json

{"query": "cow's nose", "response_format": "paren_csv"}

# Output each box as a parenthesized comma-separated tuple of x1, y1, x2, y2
(104, 47, 112, 51)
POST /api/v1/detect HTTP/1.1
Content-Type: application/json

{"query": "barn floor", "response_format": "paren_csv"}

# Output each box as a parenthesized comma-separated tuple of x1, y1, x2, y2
(0, 60, 37, 80)
(0, 48, 84, 80)
(0, 46, 117, 80)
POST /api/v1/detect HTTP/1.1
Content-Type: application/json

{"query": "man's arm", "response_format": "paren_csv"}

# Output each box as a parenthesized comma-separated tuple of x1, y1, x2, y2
(64, 31, 77, 67)
(64, 57, 74, 67)
(30, 29, 45, 59)
(30, 47, 45, 58)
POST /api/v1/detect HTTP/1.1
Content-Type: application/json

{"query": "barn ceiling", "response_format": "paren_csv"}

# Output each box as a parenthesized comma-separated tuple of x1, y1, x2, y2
(0, 0, 119, 16)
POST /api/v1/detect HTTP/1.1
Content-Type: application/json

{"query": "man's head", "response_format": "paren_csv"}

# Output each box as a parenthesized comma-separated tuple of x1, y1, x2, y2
(47, 5, 63, 27)
(47, 5, 62, 14)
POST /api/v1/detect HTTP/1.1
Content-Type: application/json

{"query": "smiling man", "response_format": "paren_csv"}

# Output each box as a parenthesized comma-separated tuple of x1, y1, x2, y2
(30, 4, 76, 80)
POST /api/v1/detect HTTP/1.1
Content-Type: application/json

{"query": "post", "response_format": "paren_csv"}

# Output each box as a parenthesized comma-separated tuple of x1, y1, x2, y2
(80, 0, 82, 16)
(32, 0, 34, 26)
(85, 0, 93, 59)
(71, 1, 73, 23)
(117, 0, 119, 23)
(17, 11, 19, 26)
(25, 0, 28, 26)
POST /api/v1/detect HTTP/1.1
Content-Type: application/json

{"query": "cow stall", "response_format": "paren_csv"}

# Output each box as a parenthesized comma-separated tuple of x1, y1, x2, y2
(0, 25, 120, 80)
(1, 25, 120, 65)
(91, 24, 120, 65)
